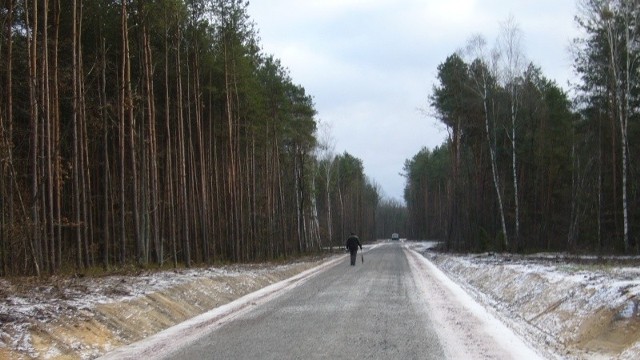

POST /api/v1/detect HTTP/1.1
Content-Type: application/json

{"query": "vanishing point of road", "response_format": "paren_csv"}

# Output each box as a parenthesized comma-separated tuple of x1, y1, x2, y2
(165, 243, 444, 359)
(101, 242, 543, 360)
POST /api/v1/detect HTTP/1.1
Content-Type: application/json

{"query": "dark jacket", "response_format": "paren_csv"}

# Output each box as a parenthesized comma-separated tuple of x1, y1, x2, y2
(346, 235, 362, 251)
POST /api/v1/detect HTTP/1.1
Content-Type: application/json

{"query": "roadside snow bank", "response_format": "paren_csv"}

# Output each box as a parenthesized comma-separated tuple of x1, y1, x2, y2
(405, 247, 545, 359)
(416, 246, 640, 360)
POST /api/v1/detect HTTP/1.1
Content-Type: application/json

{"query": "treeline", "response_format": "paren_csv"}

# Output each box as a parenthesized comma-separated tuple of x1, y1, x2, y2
(375, 198, 407, 240)
(315, 152, 380, 249)
(0, 0, 380, 276)
(405, 0, 639, 253)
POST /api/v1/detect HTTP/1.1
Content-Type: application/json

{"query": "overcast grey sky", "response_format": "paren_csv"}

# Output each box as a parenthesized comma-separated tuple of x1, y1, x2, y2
(248, 0, 580, 202)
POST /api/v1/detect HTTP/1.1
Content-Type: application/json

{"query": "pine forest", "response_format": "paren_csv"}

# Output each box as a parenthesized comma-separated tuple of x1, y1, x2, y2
(2, 0, 639, 277)
(0, 0, 380, 276)
(404, 0, 640, 254)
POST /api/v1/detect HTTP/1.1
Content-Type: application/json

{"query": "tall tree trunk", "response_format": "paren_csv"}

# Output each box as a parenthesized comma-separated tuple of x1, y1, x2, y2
(78, 2, 93, 268)
(0, 0, 15, 276)
(511, 97, 520, 248)
(142, 18, 159, 264)
(42, 0, 54, 274)
(118, 0, 127, 265)
(124, 3, 140, 265)
(52, 0, 62, 272)
(100, 33, 111, 269)
(501, 17, 523, 249)
(71, 0, 82, 271)
(223, 40, 237, 261)
(192, 46, 209, 263)
(209, 77, 219, 261)
(295, 148, 302, 253)
(603, 2, 632, 252)
(185, 59, 200, 263)
(467, 36, 509, 249)
(276, 138, 286, 258)
(250, 133, 257, 258)
(26, 0, 43, 276)
(324, 156, 334, 251)
(484, 83, 508, 248)
(176, 27, 191, 267)
(165, 18, 177, 267)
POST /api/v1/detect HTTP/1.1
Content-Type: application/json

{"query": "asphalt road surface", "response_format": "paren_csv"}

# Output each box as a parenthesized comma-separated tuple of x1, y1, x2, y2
(163, 243, 445, 360)
(101, 242, 543, 360)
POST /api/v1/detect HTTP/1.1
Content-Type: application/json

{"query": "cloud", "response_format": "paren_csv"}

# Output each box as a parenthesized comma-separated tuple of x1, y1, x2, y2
(248, 0, 579, 201)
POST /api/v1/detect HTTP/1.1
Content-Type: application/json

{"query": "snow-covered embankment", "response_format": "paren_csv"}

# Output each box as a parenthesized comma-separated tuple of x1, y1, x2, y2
(419, 248, 640, 359)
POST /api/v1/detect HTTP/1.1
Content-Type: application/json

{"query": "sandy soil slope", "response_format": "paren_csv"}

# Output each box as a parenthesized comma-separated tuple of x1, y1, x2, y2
(0, 256, 330, 360)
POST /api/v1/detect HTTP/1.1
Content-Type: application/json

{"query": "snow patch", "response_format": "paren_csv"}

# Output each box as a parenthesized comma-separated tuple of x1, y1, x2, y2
(618, 301, 636, 319)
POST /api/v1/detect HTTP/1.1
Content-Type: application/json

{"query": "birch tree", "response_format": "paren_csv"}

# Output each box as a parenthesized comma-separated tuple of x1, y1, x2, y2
(499, 17, 525, 248)
(316, 120, 336, 250)
(465, 35, 509, 249)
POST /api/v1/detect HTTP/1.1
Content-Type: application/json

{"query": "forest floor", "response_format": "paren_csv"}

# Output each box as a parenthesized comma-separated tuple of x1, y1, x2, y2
(1, 242, 640, 359)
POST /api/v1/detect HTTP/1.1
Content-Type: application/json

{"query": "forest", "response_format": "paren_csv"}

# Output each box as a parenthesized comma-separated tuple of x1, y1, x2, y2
(0, 0, 381, 276)
(404, 0, 640, 254)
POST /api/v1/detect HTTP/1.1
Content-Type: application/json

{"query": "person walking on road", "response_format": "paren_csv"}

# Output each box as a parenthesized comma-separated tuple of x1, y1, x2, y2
(345, 232, 362, 266)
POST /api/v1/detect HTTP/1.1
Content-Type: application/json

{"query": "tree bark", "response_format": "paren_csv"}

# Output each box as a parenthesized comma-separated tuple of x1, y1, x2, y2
(119, 0, 127, 265)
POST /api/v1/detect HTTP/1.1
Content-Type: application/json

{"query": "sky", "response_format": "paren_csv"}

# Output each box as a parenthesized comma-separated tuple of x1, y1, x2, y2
(247, 0, 581, 202)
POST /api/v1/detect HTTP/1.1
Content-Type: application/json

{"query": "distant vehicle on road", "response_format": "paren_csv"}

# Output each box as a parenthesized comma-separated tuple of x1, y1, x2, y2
(391, 233, 399, 241)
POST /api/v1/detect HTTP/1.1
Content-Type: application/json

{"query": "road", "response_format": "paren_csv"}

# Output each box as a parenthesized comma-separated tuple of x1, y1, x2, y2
(100, 242, 543, 360)
(163, 243, 443, 360)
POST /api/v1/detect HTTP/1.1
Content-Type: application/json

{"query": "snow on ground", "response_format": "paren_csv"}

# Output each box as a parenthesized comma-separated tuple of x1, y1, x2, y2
(0, 256, 334, 359)
(408, 241, 640, 359)
(405, 245, 545, 359)
(2, 242, 640, 359)
(96, 254, 349, 360)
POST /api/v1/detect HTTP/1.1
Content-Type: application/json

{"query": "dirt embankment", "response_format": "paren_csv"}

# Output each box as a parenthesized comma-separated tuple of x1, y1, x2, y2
(0, 258, 329, 360)
(423, 250, 640, 360)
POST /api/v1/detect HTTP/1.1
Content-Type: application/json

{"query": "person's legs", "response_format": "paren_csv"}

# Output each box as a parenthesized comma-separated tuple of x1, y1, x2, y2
(350, 250, 356, 265)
